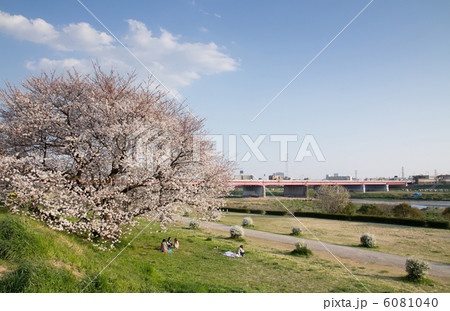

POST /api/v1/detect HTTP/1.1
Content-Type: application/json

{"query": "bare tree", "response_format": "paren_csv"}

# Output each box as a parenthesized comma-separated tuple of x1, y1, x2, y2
(0, 66, 232, 247)
(316, 185, 350, 214)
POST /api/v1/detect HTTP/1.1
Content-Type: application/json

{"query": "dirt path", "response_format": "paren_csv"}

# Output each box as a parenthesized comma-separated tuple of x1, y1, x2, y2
(180, 218, 450, 277)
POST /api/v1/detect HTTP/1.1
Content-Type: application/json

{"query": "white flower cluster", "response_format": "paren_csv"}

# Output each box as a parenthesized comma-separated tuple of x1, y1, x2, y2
(0, 66, 233, 248)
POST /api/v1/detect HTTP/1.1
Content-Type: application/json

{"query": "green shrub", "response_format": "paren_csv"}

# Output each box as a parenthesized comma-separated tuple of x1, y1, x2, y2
(291, 241, 312, 257)
(405, 257, 430, 281)
(249, 209, 265, 215)
(360, 233, 376, 248)
(241, 217, 253, 227)
(393, 203, 423, 219)
(189, 219, 200, 229)
(265, 210, 288, 216)
(291, 227, 302, 236)
(226, 207, 250, 213)
(183, 209, 191, 217)
(426, 220, 449, 229)
(342, 202, 356, 215)
(230, 225, 244, 239)
(358, 204, 383, 216)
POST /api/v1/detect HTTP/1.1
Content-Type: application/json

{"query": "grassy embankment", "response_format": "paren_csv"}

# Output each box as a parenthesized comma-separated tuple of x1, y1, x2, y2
(230, 189, 450, 201)
(1, 206, 448, 292)
(226, 197, 318, 212)
(350, 191, 450, 201)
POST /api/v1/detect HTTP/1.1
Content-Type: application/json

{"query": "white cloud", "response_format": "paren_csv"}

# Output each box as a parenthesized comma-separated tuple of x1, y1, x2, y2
(0, 11, 58, 45)
(26, 58, 91, 72)
(0, 10, 238, 88)
(59, 22, 114, 52)
(199, 27, 208, 33)
(124, 20, 237, 86)
(0, 10, 113, 52)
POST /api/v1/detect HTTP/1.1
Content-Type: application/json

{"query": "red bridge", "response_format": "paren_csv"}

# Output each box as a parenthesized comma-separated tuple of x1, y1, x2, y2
(230, 180, 411, 197)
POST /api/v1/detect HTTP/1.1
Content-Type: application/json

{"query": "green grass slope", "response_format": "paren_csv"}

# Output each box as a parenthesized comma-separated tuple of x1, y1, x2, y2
(0, 207, 448, 293)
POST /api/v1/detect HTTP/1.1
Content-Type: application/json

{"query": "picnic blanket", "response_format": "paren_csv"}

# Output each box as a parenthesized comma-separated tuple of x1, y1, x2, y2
(222, 251, 241, 258)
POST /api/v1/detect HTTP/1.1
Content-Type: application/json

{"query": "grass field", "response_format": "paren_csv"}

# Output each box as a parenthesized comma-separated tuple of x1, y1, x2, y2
(219, 213, 450, 264)
(226, 197, 318, 212)
(0, 208, 448, 292)
(350, 191, 450, 201)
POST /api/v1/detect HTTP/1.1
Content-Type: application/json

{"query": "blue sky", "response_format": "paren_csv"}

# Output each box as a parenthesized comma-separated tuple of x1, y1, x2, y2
(0, 0, 449, 179)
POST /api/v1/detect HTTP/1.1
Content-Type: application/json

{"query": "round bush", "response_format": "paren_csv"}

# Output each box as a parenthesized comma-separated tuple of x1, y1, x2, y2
(406, 257, 430, 281)
(183, 209, 191, 217)
(189, 219, 200, 229)
(291, 227, 302, 236)
(292, 241, 312, 257)
(360, 233, 376, 248)
(242, 217, 253, 227)
(230, 225, 244, 239)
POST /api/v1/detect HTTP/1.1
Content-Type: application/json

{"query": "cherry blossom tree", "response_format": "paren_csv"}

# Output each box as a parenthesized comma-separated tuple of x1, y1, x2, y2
(0, 66, 232, 248)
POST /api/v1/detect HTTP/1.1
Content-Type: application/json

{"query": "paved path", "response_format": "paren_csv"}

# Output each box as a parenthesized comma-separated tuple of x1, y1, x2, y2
(179, 218, 450, 277)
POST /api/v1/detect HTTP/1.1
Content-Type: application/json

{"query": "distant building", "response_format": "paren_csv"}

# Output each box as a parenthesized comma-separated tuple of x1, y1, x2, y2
(325, 174, 352, 181)
(234, 174, 255, 180)
(437, 175, 450, 185)
(412, 175, 435, 185)
(269, 174, 283, 181)
(269, 172, 286, 181)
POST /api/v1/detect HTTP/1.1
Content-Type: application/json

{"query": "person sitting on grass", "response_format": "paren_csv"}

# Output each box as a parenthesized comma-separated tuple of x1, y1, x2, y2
(174, 238, 179, 249)
(167, 237, 173, 248)
(236, 245, 245, 257)
(160, 239, 168, 253)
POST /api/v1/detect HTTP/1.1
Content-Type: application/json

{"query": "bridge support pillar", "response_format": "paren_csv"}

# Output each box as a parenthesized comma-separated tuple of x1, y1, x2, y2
(365, 184, 390, 192)
(284, 185, 307, 197)
(343, 184, 366, 193)
(242, 185, 265, 197)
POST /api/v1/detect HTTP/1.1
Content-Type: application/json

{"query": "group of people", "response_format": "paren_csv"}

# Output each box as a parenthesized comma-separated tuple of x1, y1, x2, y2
(160, 237, 179, 253)
(160, 236, 245, 258)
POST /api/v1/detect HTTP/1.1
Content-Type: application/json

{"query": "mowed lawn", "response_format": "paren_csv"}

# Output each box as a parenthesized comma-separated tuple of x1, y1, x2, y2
(0, 209, 448, 292)
(219, 213, 450, 264)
